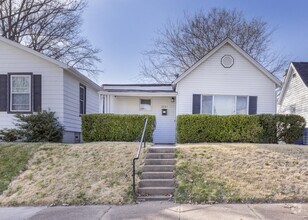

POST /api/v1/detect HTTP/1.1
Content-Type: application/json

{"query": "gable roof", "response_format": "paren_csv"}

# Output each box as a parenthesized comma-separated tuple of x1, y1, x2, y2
(0, 36, 101, 90)
(172, 38, 281, 86)
(278, 62, 308, 105)
(292, 62, 308, 86)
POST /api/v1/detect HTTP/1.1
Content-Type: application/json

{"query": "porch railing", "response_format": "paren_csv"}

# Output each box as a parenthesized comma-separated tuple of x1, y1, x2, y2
(132, 117, 148, 195)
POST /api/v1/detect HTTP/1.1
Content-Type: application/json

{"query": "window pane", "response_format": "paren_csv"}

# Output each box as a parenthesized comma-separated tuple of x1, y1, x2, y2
(12, 94, 30, 110)
(214, 96, 235, 115)
(202, 96, 212, 114)
(80, 87, 84, 101)
(236, 96, 247, 114)
(140, 99, 151, 111)
(12, 76, 30, 93)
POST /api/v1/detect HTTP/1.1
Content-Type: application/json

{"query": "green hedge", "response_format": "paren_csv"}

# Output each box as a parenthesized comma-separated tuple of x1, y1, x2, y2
(177, 114, 306, 144)
(177, 115, 262, 143)
(82, 114, 155, 142)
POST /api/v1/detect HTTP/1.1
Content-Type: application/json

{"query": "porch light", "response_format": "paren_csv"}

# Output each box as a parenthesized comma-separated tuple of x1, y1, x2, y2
(171, 97, 175, 102)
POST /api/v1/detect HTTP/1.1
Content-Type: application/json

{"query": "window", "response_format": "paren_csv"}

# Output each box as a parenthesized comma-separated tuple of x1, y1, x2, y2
(201, 95, 248, 115)
(140, 99, 151, 111)
(10, 75, 31, 112)
(80, 84, 86, 115)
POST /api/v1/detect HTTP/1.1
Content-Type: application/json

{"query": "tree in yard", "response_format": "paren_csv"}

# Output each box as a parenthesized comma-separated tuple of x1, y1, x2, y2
(0, 0, 101, 76)
(141, 8, 287, 83)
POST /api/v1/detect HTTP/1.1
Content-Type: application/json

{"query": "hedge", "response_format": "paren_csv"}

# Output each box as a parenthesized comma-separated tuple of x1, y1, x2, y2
(82, 114, 155, 142)
(177, 114, 306, 144)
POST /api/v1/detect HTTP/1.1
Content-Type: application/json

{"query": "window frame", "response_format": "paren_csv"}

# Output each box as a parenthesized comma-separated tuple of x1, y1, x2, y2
(9, 73, 33, 113)
(140, 98, 152, 111)
(79, 84, 86, 115)
(201, 95, 249, 115)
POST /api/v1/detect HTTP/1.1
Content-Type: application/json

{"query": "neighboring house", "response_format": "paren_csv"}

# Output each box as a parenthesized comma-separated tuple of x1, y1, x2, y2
(0, 36, 101, 143)
(278, 62, 308, 144)
(100, 38, 282, 143)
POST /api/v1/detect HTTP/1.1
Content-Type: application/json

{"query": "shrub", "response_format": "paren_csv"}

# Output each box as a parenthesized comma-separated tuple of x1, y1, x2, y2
(177, 114, 306, 144)
(177, 114, 263, 143)
(14, 111, 64, 142)
(82, 114, 156, 142)
(0, 129, 19, 142)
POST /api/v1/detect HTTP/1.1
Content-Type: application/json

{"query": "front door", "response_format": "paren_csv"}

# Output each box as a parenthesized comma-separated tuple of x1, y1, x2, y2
(152, 97, 176, 144)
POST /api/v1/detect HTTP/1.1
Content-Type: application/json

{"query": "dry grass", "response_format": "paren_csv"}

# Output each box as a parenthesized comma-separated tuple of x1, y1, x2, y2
(0, 142, 147, 206)
(175, 143, 308, 203)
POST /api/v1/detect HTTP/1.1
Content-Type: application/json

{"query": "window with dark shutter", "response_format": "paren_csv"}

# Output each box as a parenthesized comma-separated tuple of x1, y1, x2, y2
(0, 75, 7, 111)
(249, 96, 258, 115)
(80, 84, 86, 115)
(192, 94, 201, 114)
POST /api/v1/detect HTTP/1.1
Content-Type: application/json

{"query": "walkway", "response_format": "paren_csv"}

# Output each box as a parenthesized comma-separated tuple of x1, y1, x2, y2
(0, 202, 307, 220)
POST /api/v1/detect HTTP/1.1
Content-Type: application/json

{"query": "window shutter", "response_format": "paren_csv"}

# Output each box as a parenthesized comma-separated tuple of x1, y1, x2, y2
(249, 96, 257, 115)
(0, 75, 7, 112)
(192, 94, 201, 114)
(33, 75, 42, 112)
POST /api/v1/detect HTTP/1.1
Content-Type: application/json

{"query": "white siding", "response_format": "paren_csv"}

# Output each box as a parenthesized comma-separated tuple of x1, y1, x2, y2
(0, 40, 64, 129)
(278, 69, 308, 143)
(176, 44, 277, 115)
(63, 71, 99, 133)
(104, 96, 176, 143)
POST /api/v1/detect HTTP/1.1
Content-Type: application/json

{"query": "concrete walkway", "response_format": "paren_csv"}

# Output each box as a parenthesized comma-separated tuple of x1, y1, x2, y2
(0, 202, 307, 220)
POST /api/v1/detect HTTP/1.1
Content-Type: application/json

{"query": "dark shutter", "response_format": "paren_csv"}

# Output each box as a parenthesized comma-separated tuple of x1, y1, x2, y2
(249, 96, 257, 115)
(192, 94, 201, 114)
(0, 75, 7, 112)
(33, 75, 42, 112)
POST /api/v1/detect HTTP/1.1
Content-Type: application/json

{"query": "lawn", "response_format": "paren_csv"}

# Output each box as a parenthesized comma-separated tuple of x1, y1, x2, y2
(0, 143, 41, 194)
(175, 143, 308, 204)
(0, 142, 146, 206)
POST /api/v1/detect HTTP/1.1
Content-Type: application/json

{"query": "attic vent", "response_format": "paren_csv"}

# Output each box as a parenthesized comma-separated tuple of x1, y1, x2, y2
(221, 55, 234, 68)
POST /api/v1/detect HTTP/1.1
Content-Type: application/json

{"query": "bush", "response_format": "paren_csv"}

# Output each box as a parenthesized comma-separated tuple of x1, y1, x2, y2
(14, 111, 64, 142)
(177, 114, 263, 143)
(177, 114, 306, 144)
(0, 129, 19, 142)
(82, 114, 156, 142)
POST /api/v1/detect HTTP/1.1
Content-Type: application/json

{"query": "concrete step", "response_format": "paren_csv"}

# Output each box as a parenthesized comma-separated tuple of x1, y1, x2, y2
(138, 195, 173, 201)
(144, 159, 176, 165)
(141, 172, 174, 179)
(146, 153, 176, 159)
(143, 165, 175, 172)
(138, 187, 175, 196)
(139, 179, 175, 187)
(148, 148, 176, 154)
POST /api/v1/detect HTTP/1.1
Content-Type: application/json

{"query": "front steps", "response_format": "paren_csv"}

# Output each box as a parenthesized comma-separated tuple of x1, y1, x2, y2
(138, 146, 176, 201)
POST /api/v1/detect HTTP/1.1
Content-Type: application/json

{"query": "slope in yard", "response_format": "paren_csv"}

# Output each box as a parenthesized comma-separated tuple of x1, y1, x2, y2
(175, 143, 308, 203)
(0, 142, 145, 206)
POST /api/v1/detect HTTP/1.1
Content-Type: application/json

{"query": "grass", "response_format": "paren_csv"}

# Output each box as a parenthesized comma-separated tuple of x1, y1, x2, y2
(175, 143, 308, 204)
(0, 143, 41, 194)
(0, 142, 146, 206)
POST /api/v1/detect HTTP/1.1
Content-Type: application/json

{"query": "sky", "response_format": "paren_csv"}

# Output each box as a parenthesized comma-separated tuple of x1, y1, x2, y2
(82, 0, 308, 85)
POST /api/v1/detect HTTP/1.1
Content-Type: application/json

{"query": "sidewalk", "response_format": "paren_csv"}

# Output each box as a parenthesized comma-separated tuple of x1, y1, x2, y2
(0, 202, 307, 220)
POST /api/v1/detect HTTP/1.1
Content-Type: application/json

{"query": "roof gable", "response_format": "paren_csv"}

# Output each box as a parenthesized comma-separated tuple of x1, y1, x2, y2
(172, 38, 281, 86)
(0, 36, 101, 90)
(278, 62, 308, 105)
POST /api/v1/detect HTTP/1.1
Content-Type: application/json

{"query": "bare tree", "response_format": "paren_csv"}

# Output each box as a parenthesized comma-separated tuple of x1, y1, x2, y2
(0, 0, 101, 76)
(141, 8, 287, 83)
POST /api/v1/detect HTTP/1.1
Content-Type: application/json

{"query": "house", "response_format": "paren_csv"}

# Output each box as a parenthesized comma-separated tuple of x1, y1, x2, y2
(278, 62, 308, 144)
(0, 36, 101, 143)
(99, 38, 282, 143)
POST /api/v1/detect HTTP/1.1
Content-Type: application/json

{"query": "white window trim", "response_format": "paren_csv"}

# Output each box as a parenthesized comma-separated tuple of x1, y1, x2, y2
(10, 75, 32, 112)
(201, 95, 249, 115)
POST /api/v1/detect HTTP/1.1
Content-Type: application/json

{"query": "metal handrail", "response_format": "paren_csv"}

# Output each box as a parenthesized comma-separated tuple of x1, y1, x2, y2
(132, 117, 148, 195)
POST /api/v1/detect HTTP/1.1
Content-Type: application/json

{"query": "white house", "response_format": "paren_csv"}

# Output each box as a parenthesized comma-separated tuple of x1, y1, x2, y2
(0, 36, 101, 143)
(278, 62, 308, 144)
(100, 38, 282, 143)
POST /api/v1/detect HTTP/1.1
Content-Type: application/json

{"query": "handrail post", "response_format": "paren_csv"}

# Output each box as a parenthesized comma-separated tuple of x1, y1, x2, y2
(132, 159, 136, 195)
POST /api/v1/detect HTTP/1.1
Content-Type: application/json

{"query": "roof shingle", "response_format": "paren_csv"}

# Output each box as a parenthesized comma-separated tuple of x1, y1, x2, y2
(292, 62, 308, 86)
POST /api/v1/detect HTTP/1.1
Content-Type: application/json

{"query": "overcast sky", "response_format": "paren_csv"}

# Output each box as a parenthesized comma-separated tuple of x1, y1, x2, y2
(82, 0, 308, 84)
